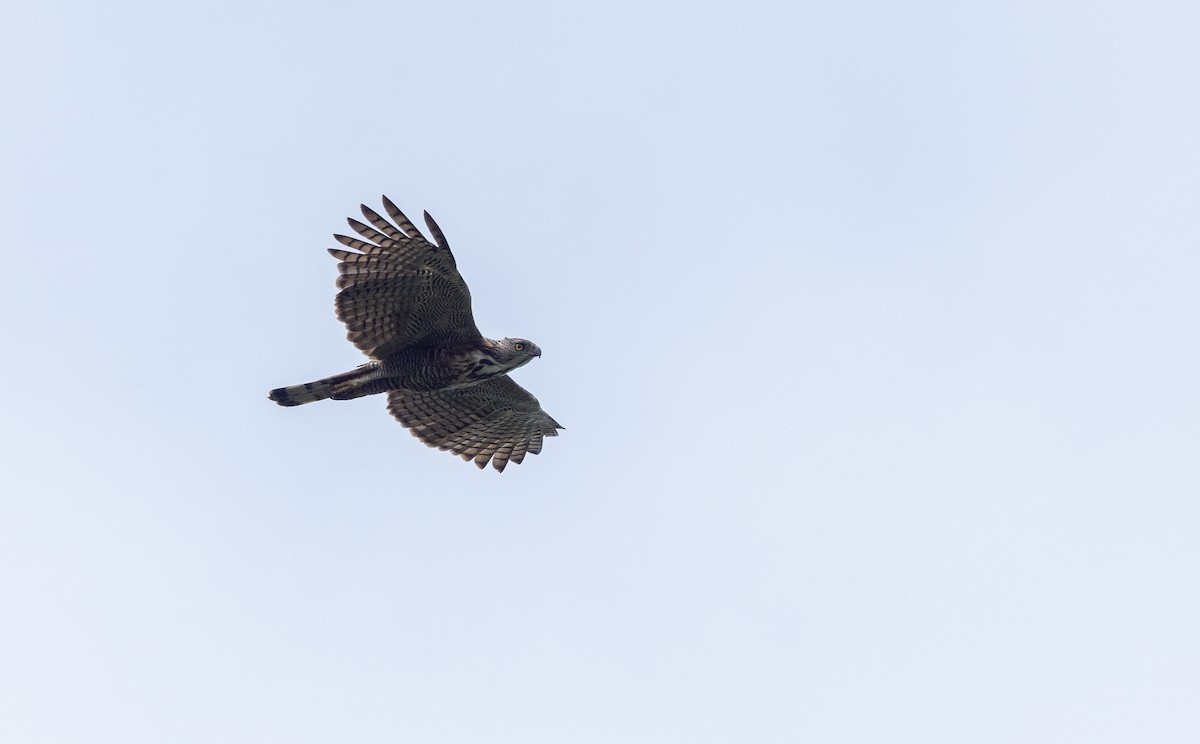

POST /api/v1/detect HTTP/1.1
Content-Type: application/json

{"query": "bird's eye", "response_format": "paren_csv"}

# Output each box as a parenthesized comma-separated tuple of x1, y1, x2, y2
(514, 343, 525, 351)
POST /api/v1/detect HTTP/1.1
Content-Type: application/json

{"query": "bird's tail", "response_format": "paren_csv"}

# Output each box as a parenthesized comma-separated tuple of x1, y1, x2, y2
(268, 364, 382, 407)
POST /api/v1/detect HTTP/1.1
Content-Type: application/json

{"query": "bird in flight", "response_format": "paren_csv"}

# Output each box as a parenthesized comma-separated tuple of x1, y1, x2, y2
(269, 196, 562, 471)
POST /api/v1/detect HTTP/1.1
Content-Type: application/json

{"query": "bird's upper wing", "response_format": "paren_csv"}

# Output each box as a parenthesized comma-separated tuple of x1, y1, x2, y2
(387, 375, 563, 472)
(328, 196, 481, 359)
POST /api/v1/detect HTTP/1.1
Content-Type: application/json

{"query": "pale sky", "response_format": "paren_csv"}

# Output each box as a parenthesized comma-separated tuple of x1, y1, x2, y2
(2, 1, 1198, 742)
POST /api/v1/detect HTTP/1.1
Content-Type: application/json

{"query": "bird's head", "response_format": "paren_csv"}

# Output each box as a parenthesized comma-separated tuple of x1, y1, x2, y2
(493, 337, 542, 370)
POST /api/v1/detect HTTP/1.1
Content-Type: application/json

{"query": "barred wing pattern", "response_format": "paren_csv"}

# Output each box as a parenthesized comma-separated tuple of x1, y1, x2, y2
(328, 196, 481, 359)
(387, 376, 564, 472)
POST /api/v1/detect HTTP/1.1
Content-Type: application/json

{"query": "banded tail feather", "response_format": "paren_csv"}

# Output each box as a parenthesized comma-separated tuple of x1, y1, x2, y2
(268, 364, 382, 406)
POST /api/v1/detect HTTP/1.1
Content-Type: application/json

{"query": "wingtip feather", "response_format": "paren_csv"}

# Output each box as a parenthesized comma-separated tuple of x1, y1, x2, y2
(423, 211, 449, 249)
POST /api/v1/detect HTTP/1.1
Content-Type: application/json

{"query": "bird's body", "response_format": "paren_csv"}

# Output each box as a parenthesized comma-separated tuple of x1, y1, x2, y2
(269, 197, 561, 471)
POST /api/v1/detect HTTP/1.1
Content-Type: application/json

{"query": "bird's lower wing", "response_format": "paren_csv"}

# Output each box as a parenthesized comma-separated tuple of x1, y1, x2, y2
(386, 376, 563, 472)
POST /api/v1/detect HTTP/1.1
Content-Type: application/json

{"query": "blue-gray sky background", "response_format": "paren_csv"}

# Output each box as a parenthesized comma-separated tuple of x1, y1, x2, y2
(3, 1, 1198, 741)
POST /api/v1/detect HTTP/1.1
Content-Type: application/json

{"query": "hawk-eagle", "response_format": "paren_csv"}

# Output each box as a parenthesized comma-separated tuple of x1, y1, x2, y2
(269, 197, 562, 472)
